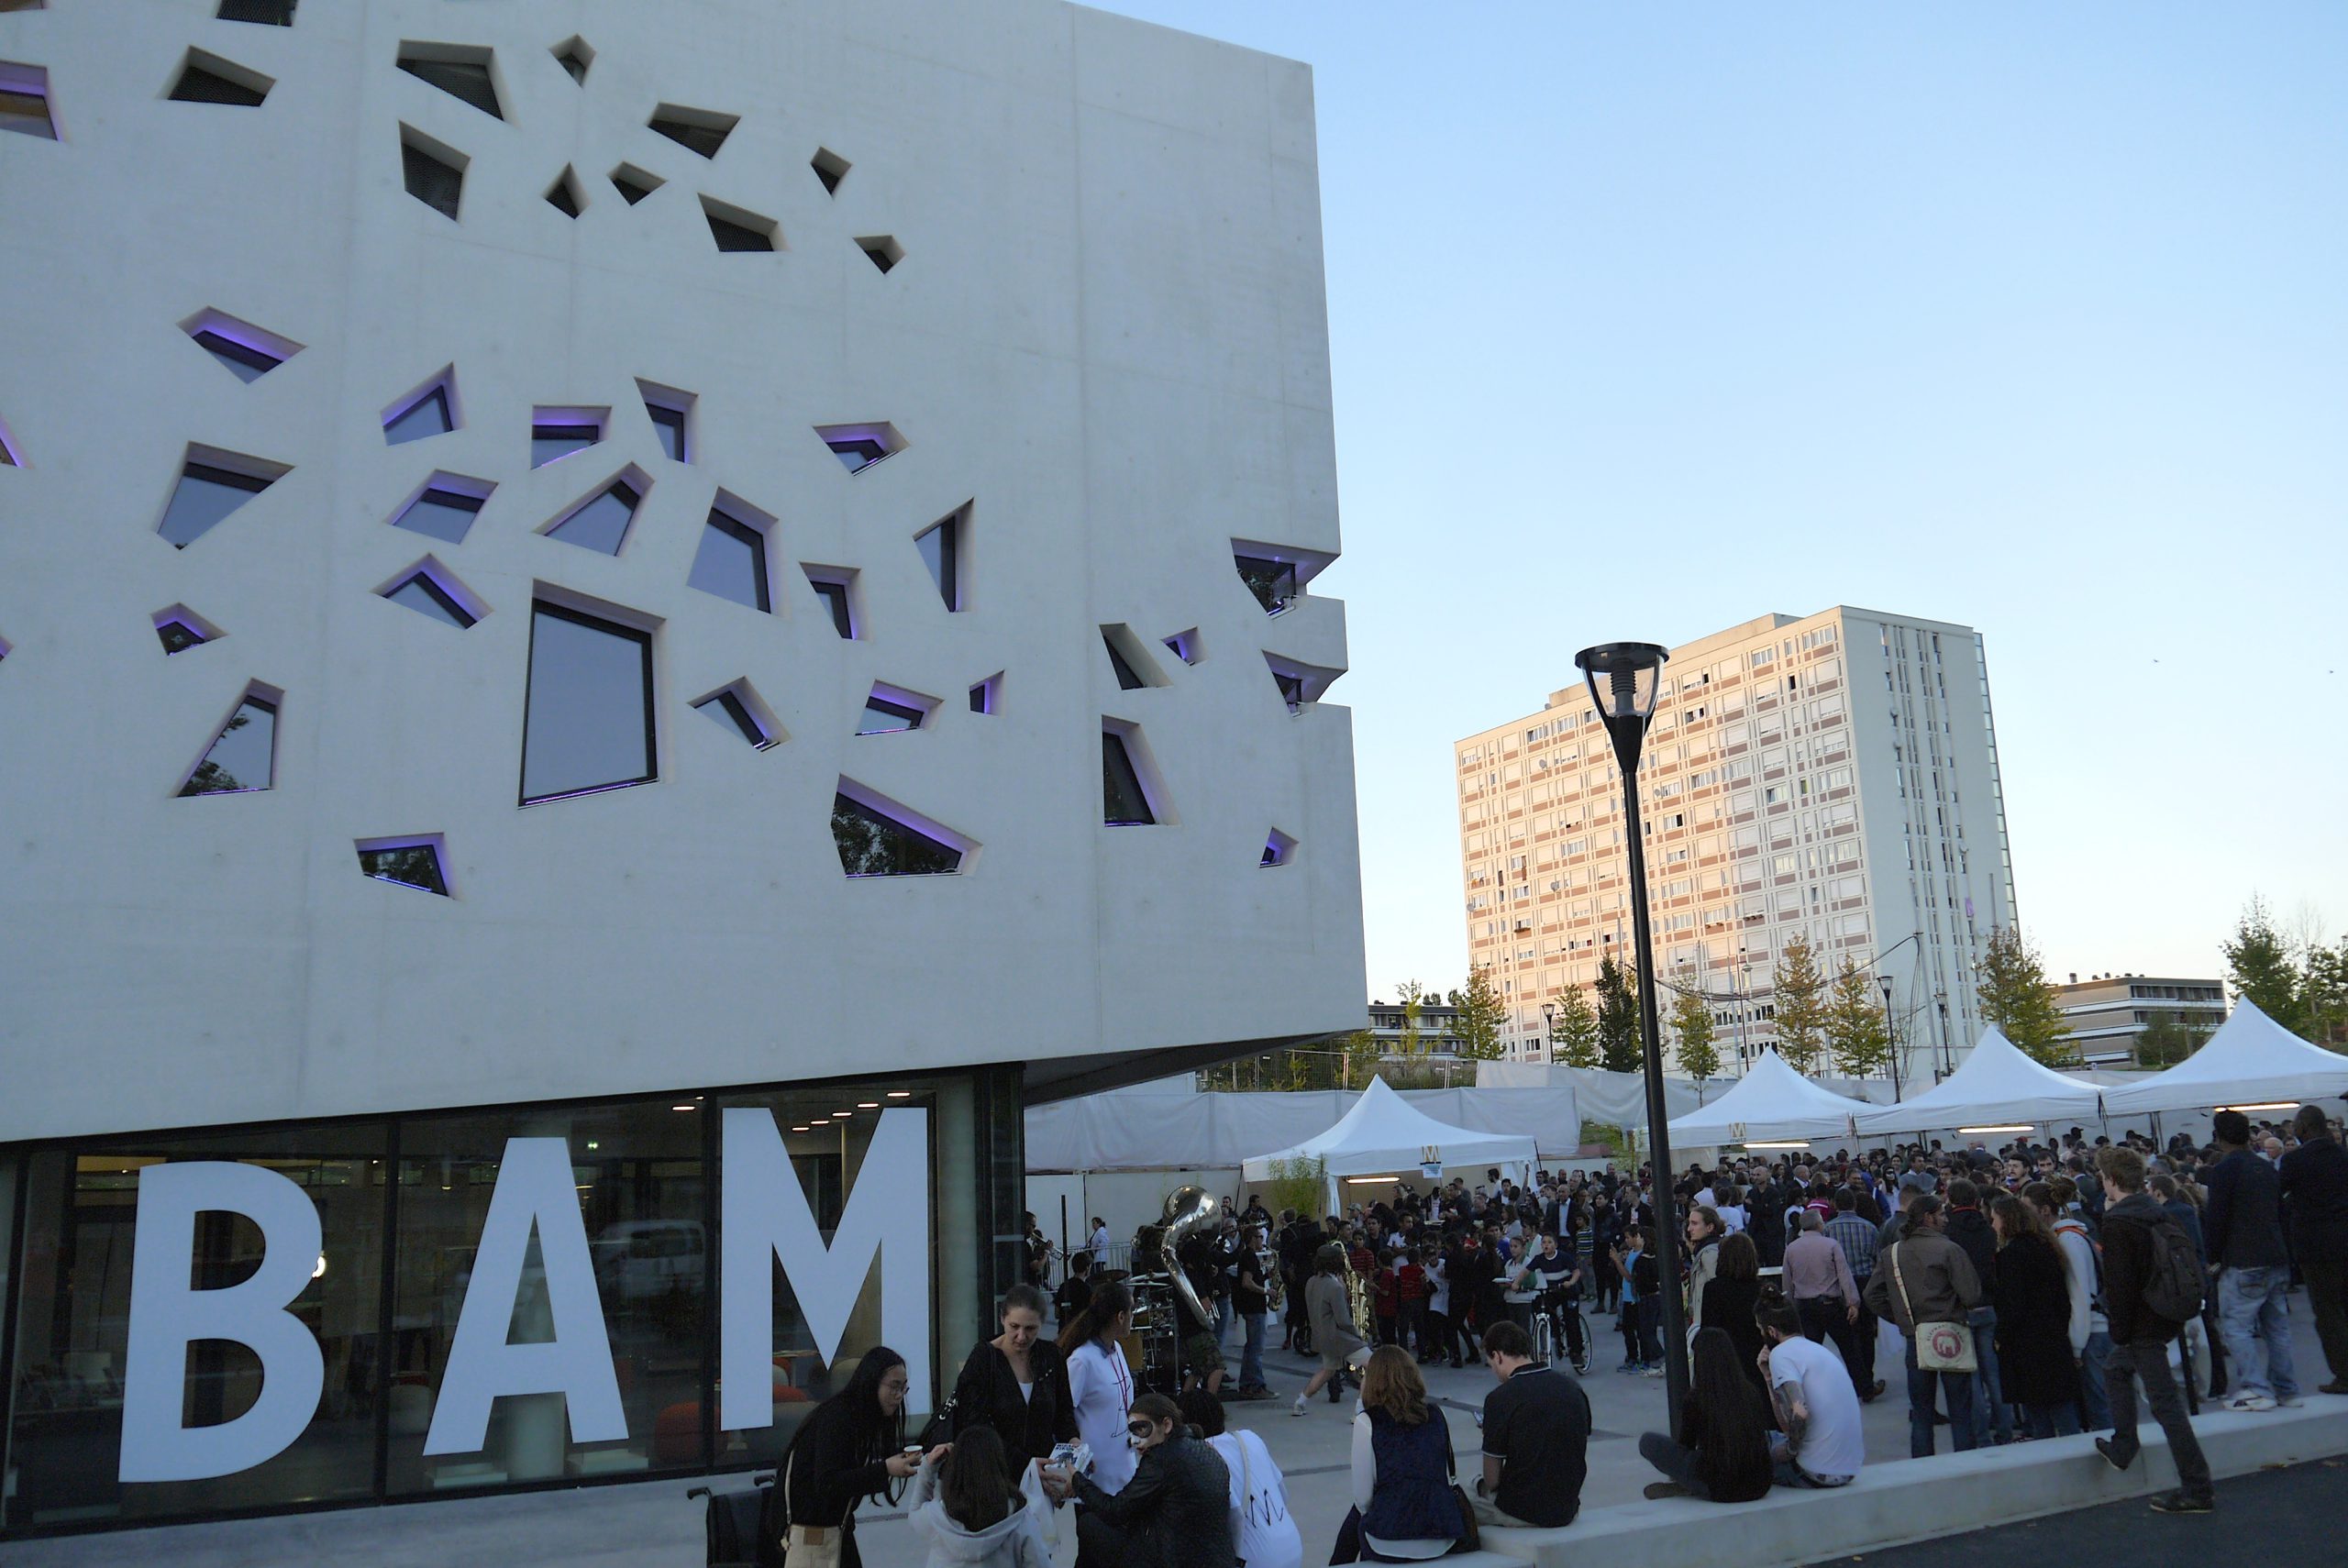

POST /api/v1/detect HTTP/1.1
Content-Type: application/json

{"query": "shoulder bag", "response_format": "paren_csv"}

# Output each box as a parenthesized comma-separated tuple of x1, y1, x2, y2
(778, 1441, 847, 1568)
(1890, 1242, 1976, 1374)
(1444, 1434, 1481, 1550)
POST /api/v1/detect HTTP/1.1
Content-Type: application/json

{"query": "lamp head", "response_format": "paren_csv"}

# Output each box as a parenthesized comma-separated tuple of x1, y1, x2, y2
(1542, 1000, 1556, 1026)
(1575, 642, 1668, 771)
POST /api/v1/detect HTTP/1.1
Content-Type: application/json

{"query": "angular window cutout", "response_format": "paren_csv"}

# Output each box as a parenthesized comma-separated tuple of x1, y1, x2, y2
(153, 604, 225, 656)
(217, 1, 297, 24)
(389, 472, 492, 545)
(1261, 828, 1298, 868)
(649, 105, 737, 159)
(687, 495, 772, 612)
(857, 235, 904, 274)
(833, 779, 969, 878)
(702, 195, 778, 252)
(398, 46, 502, 120)
(1232, 538, 1334, 616)
(382, 371, 458, 445)
(1264, 652, 1341, 714)
(692, 679, 781, 751)
(179, 683, 282, 797)
(802, 567, 858, 638)
(814, 421, 903, 475)
(551, 38, 593, 85)
(1163, 629, 1202, 666)
(637, 380, 694, 462)
(915, 503, 967, 611)
(168, 50, 272, 106)
(376, 558, 483, 629)
(531, 406, 606, 467)
(546, 166, 585, 218)
(969, 673, 1002, 715)
(1102, 728, 1157, 826)
(180, 309, 301, 382)
(401, 127, 466, 219)
(0, 631, 11, 660)
(542, 468, 648, 556)
(0, 62, 57, 141)
(0, 414, 25, 467)
(1101, 624, 1168, 690)
(357, 836, 449, 896)
(157, 447, 290, 548)
(522, 599, 656, 805)
(810, 147, 849, 194)
(610, 162, 662, 204)
(857, 683, 937, 736)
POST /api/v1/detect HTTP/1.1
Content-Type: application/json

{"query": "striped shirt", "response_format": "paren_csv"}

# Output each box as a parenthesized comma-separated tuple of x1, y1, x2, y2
(1823, 1214, 1881, 1279)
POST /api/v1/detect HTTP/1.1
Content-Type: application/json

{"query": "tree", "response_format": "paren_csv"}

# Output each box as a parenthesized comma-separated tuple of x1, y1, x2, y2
(1825, 958, 1893, 1078)
(1339, 1028, 1381, 1087)
(2224, 897, 2309, 1035)
(2304, 936, 2348, 1051)
(1770, 933, 1828, 1074)
(2133, 1010, 2210, 1069)
(1977, 925, 2075, 1066)
(1394, 979, 1427, 1056)
(1456, 965, 1508, 1060)
(1550, 986, 1600, 1068)
(1667, 977, 1721, 1085)
(1263, 1155, 1328, 1223)
(1595, 955, 1643, 1075)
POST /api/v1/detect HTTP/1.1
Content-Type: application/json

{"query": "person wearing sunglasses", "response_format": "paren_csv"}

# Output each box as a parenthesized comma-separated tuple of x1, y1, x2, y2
(1039, 1392, 1235, 1566)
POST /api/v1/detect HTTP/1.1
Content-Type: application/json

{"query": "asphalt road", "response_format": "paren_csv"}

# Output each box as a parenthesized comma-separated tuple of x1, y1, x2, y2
(1808, 1455, 2348, 1566)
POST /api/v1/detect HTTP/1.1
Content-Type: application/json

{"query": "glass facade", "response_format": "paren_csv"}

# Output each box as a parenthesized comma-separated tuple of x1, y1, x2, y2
(0, 1072, 996, 1538)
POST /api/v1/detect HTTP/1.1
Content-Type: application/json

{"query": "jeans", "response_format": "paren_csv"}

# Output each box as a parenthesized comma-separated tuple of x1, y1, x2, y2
(1903, 1333, 1977, 1458)
(2219, 1264, 2299, 1400)
(1241, 1309, 1266, 1387)
(2102, 1337, 2212, 1501)
(1638, 1431, 1714, 1499)
(1635, 1297, 1663, 1364)
(1216, 1294, 1234, 1347)
(1967, 1305, 2011, 1442)
(2077, 1329, 2113, 1430)
(2021, 1401, 2080, 1440)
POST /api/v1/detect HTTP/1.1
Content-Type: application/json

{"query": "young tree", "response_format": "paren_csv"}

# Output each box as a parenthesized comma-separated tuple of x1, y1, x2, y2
(2223, 897, 2309, 1035)
(1550, 986, 1601, 1068)
(1770, 933, 1829, 1074)
(1977, 925, 2075, 1066)
(1667, 977, 1721, 1085)
(1825, 957, 1893, 1078)
(1339, 1028, 1381, 1088)
(2303, 937, 2348, 1051)
(1595, 955, 1643, 1074)
(1456, 965, 1508, 1060)
(2132, 1010, 2210, 1069)
(1394, 978, 1427, 1056)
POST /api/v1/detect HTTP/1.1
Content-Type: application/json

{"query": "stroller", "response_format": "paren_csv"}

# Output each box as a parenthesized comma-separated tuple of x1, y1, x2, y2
(686, 1471, 774, 1568)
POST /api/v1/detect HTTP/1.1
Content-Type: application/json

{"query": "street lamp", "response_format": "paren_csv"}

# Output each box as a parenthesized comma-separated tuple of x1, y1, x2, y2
(1934, 988, 1955, 1080)
(1541, 999, 1557, 1064)
(1878, 973, 1902, 1105)
(1575, 640, 1689, 1424)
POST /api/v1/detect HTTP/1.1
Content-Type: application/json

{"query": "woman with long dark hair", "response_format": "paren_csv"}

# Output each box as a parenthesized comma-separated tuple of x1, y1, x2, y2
(908, 1423, 1053, 1567)
(1636, 1327, 1772, 1502)
(780, 1347, 917, 1568)
(1699, 1232, 1767, 1398)
(1059, 1281, 1139, 1494)
(1988, 1196, 2082, 1438)
(951, 1283, 1079, 1463)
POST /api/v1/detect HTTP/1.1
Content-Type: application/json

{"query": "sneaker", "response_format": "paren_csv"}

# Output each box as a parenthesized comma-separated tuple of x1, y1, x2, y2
(1616, 1361, 1639, 1375)
(2320, 1380, 2348, 1396)
(2149, 1490, 2213, 1515)
(1643, 1364, 1666, 1378)
(1290, 1395, 1307, 1418)
(1644, 1482, 1688, 1499)
(2276, 1395, 2303, 1408)
(2221, 1393, 2276, 1412)
(2094, 1438, 2132, 1473)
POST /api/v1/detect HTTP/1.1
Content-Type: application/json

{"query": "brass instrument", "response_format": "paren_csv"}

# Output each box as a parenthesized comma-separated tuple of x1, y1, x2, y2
(1126, 1187, 1219, 1390)
(1341, 1251, 1372, 1342)
(1258, 1243, 1284, 1314)
(1157, 1187, 1220, 1331)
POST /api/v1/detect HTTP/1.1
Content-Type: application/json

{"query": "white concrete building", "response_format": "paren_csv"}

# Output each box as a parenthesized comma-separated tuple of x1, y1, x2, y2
(0, 0, 1361, 1534)
(1455, 608, 2015, 1079)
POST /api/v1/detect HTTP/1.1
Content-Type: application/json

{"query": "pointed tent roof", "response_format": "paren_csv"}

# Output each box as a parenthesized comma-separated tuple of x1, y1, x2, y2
(1240, 1077, 1536, 1179)
(1854, 1027, 2104, 1135)
(1667, 1049, 1874, 1146)
(2099, 1000, 2348, 1116)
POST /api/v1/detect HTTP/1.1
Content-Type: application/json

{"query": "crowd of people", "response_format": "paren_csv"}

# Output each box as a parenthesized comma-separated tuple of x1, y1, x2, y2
(754, 1101, 2343, 1563)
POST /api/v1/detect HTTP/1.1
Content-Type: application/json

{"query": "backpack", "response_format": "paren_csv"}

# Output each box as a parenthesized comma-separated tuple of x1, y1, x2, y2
(2141, 1214, 2206, 1324)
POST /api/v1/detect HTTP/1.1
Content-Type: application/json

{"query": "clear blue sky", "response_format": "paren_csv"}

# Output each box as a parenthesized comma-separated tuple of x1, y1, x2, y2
(1093, 3, 2348, 1002)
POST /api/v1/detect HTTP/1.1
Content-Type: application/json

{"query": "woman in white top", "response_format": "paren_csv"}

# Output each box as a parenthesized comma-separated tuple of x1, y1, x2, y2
(1337, 1346, 1469, 1561)
(1180, 1389, 1303, 1568)
(1056, 1281, 1137, 1494)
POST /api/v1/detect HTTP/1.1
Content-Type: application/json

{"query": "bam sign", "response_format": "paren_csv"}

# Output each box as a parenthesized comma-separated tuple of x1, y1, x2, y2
(116, 1108, 929, 1483)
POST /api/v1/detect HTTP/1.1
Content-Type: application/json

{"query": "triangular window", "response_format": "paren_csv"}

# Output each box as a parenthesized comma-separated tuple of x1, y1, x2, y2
(693, 682, 781, 751)
(611, 163, 662, 204)
(1101, 625, 1167, 690)
(649, 105, 737, 159)
(814, 422, 903, 474)
(158, 452, 287, 548)
(546, 168, 584, 218)
(399, 51, 502, 120)
(357, 839, 449, 895)
(169, 52, 271, 106)
(380, 562, 480, 628)
(1262, 829, 1298, 868)
(703, 196, 777, 252)
(390, 475, 491, 544)
(833, 789, 965, 877)
(190, 328, 284, 381)
(544, 475, 646, 556)
(383, 381, 455, 445)
(180, 687, 280, 796)
(687, 503, 770, 612)
(153, 605, 224, 655)
(552, 39, 593, 85)
(1102, 731, 1155, 825)
(915, 505, 966, 610)
(811, 148, 849, 193)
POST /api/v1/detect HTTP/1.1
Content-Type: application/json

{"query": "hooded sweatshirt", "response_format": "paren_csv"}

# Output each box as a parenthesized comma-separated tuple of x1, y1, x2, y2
(907, 1454, 1054, 1568)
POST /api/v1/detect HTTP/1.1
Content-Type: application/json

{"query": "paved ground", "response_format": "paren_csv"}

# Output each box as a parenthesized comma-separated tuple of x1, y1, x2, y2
(3, 1293, 2327, 1566)
(1806, 1454, 2348, 1565)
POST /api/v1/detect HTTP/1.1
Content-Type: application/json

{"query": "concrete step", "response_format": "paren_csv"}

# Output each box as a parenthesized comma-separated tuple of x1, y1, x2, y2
(1472, 1403, 2348, 1568)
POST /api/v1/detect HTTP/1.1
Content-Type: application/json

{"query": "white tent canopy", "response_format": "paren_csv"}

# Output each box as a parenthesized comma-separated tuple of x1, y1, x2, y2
(1855, 1027, 2106, 1136)
(1027, 1084, 1582, 1172)
(1667, 1050, 1874, 1146)
(1240, 1078, 1537, 1181)
(2099, 1000, 2348, 1116)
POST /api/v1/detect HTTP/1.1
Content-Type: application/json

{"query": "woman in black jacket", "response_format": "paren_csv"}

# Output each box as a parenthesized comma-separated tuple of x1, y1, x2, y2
(1988, 1197, 2081, 1438)
(951, 1283, 1079, 1463)
(1638, 1327, 1772, 1502)
(1698, 1232, 1768, 1400)
(780, 1347, 919, 1568)
(1045, 1392, 1235, 1568)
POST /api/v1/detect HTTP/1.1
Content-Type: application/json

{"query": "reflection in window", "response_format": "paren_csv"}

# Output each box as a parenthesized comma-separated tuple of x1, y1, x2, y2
(687, 508, 769, 611)
(545, 478, 643, 556)
(391, 480, 487, 544)
(694, 685, 778, 750)
(1102, 731, 1154, 825)
(180, 689, 279, 795)
(358, 839, 449, 894)
(1234, 553, 1297, 614)
(521, 602, 655, 804)
(914, 506, 963, 611)
(383, 384, 454, 445)
(159, 458, 280, 548)
(833, 792, 961, 876)
(531, 417, 602, 469)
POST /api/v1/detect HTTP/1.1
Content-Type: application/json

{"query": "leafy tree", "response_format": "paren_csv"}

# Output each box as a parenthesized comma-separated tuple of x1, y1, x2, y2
(1825, 958, 1893, 1078)
(1264, 1155, 1328, 1222)
(2133, 1010, 2210, 1069)
(1550, 986, 1600, 1068)
(1456, 965, 1508, 1060)
(1595, 955, 1643, 1074)
(1340, 1028, 1381, 1088)
(1667, 977, 1721, 1084)
(1394, 978, 1426, 1055)
(1770, 933, 1829, 1074)
(2224, 897, 2309, 1035)
(2303, 937, 2348, 1051)
(1977, 925, 2075, 1066)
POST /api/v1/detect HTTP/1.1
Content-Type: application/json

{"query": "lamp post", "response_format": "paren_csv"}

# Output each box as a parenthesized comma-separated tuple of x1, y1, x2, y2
(1541, 999, 1557, 1064)
(1575, 640, 1689, 1426)
(1934, 988, 1955, 1079)
(1878, 974, 1902, 1106)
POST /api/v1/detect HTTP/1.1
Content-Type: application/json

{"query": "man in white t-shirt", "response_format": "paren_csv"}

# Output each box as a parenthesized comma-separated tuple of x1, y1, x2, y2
(1755, 1294, 1865, 1487)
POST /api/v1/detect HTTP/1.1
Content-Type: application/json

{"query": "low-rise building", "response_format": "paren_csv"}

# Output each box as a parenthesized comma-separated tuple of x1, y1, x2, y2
(2054, 973, 2228, 1066)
